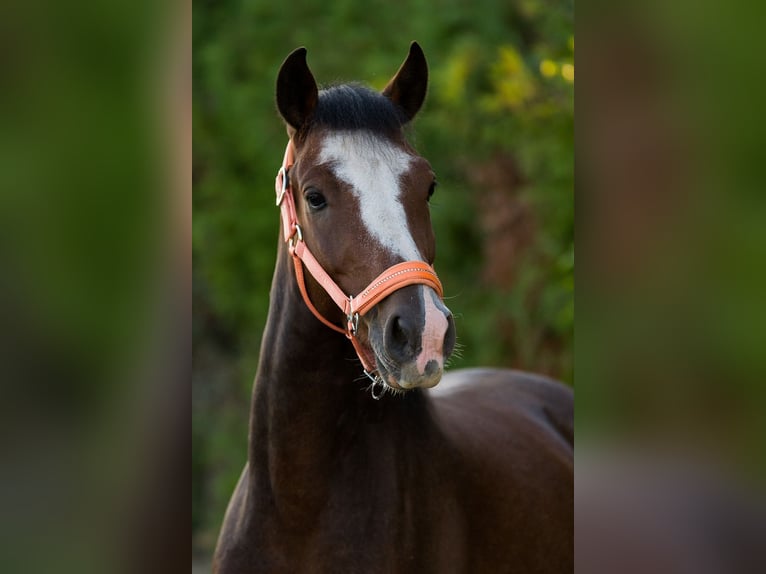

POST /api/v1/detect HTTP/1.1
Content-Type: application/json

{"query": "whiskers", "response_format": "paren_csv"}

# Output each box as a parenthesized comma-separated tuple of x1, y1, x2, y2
(371, 380, 406, 398)
(445, 338, 465, 370)
(353, 371, 407, 398)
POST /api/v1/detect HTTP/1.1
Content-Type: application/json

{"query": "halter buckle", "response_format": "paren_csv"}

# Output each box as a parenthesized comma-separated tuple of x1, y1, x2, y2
(276, 166, 288, 206)
(347, 310, 359, 336)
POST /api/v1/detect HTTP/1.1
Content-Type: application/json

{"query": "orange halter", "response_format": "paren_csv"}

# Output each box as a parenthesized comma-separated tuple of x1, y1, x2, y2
(275, 140, 444, 384)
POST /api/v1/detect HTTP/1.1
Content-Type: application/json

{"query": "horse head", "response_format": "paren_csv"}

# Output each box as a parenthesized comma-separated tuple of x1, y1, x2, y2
(275, 43, 456, 392)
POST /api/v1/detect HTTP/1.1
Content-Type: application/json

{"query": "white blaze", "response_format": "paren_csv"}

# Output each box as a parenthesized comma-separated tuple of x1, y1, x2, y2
(318, 132, 421, 260)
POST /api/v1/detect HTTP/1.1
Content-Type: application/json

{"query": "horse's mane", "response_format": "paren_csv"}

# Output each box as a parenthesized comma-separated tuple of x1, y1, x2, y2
(313, 84, 408, 133)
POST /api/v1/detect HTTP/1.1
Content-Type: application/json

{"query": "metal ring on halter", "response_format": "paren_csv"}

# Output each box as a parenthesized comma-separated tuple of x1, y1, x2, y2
(370, 376, 386, 400)
(363, 369, 386, 400)
(288, 224, 303, 249)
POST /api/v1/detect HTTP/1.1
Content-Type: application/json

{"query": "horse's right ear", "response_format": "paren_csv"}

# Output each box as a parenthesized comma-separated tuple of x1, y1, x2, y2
(276, 47, 318, 134)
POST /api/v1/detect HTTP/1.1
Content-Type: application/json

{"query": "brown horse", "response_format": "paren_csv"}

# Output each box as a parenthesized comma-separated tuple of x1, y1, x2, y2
(213, 43, 573, 574)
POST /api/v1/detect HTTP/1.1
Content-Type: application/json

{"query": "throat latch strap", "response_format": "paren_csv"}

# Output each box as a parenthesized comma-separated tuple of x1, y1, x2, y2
(274, 139, 444, 374)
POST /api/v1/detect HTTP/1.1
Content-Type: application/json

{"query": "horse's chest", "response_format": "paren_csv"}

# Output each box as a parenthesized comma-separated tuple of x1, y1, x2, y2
(249, 481, 464, 574)
(294, 482, 466, 573)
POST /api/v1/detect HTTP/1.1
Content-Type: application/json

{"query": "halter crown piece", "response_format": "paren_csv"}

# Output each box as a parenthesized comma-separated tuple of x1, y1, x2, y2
(275, 140, 444, 395)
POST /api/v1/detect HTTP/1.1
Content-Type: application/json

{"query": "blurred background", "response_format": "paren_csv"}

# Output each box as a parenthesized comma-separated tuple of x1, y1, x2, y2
(192, 0, 573, 561)
(576, 2, 766, 572)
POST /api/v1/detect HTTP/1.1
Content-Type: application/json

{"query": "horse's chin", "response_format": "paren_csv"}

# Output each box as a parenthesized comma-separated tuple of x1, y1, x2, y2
(375, 358, 443, 391)
(396, 372, 443, 390)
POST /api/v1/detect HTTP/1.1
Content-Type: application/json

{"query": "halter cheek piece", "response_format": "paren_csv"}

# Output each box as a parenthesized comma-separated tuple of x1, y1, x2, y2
(275, 140, 444, 397)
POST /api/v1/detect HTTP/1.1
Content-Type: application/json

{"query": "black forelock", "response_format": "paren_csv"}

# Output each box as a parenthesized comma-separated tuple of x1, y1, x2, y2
(310, 84, 408, 134)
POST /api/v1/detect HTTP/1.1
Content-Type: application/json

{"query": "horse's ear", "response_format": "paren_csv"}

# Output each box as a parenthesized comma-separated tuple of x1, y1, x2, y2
(382, 42, 428, 123)
(276, 47, 318, 134)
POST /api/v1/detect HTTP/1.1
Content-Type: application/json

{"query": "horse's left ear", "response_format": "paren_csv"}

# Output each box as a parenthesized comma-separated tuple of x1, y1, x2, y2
(382, 42, 428, 123)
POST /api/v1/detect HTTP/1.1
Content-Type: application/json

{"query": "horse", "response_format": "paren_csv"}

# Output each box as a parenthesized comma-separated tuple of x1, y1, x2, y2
(213, 42, 573, 574)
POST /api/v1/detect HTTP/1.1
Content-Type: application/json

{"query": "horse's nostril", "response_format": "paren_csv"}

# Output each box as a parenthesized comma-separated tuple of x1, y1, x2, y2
(386, 315, 417, 362)
(424, 359, 440, 377)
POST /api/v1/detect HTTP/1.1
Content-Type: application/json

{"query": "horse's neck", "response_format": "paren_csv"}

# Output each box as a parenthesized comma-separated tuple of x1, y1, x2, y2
(247, 250, 433, 527)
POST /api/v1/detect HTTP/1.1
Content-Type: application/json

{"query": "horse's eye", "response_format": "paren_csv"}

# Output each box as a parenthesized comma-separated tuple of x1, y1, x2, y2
(305, 189, 327, 210)
(427, 180, 437, 202)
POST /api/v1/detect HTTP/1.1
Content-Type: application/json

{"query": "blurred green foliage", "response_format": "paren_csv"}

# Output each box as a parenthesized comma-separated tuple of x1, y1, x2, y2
(193, 0, 572, 551)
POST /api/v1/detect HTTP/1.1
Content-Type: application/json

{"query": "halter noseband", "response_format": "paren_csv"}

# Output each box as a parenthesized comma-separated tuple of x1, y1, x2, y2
(275, 140, 444, 392)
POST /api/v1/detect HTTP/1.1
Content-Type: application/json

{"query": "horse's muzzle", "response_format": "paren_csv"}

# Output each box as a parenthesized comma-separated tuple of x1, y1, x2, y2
(369, 285, 455, 389)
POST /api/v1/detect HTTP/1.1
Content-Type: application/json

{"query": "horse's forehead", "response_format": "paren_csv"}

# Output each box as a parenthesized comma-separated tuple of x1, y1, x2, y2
(318, 132, 413, 172)
(316, 132, 416, 193)
(317, 132, 423, 261)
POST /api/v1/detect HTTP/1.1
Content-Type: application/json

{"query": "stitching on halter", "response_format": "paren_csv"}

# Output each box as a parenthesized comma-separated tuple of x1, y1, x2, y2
(359, 267, 439, 298)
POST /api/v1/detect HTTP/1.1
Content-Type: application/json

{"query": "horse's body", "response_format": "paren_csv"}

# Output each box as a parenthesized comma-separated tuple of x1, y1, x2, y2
(213, 44, 572, 574)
